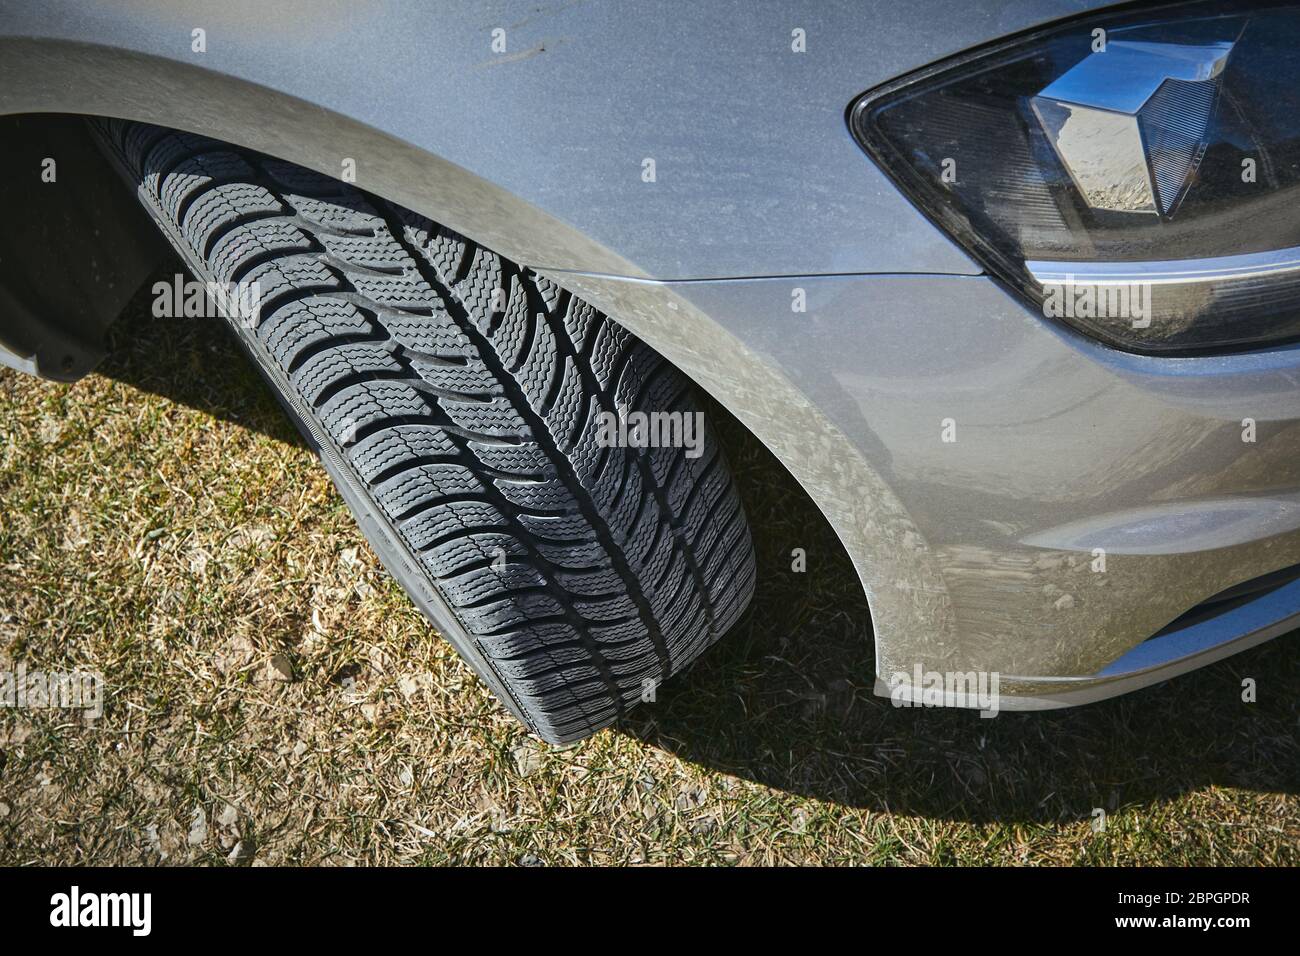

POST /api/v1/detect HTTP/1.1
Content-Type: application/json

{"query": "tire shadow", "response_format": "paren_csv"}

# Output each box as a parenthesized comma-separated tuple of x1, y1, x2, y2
(614, 401, 1300, 822)
(97, 265, 306, 450)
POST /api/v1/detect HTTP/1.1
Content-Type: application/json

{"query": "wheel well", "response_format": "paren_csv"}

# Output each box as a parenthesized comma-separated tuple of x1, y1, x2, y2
(0, 110, 888, 650)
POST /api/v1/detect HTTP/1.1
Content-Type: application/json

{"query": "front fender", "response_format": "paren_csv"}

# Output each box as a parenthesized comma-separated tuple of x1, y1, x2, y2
(0, 0, 1104, 281)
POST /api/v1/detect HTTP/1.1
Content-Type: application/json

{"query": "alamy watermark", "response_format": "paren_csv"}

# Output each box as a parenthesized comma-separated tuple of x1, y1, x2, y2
(886, 665, 1000, 717)
(1041, 276, 1152, 329)
(595, 403, 705, 459)
(1, 664, 104, 719)
(152, 275, 263, 329)
(50, 886, 150, 936)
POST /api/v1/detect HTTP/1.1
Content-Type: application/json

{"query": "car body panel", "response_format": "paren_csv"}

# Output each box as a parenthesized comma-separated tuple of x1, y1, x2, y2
(0, 0, 1116, 281)
(1, 0, 1295, 708)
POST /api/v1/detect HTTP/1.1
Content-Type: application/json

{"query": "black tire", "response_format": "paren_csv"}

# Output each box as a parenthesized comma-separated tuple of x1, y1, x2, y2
(93, 120, 756, 744)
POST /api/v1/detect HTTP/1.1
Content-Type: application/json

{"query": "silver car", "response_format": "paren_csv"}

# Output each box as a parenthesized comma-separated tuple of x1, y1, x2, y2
(1, 0, 1296, 742)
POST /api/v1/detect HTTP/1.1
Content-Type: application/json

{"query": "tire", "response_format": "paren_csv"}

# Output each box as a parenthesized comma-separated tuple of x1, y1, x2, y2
(92, 120, 757, 744)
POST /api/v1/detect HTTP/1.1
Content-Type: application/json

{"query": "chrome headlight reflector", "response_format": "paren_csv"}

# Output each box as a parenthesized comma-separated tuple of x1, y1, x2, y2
(851, 1, 1300, 353)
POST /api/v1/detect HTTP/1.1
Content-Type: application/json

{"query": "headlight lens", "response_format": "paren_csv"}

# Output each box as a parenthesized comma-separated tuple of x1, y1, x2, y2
(851, 1, 1300, 353)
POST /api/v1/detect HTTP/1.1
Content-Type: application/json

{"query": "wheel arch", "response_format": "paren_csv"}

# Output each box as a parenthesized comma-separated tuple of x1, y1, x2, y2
(0, 36, 959, 677)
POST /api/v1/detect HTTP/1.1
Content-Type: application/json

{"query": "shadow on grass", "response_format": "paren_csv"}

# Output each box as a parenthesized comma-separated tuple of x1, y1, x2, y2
(98, 265, 305, 450)
(616, 404, 1300, 822)
(99, 274, 1300, 823)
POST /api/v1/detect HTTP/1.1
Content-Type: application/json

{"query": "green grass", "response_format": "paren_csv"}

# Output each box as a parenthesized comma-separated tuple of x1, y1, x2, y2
(1, 272, 1297, 865)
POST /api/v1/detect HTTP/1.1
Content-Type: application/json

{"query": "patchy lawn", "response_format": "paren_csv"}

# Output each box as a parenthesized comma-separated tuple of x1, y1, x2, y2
(1, 272, 1297, 865)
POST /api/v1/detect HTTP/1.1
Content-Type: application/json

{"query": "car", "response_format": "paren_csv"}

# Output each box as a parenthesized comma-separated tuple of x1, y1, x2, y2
(1, 0, 1296, 744)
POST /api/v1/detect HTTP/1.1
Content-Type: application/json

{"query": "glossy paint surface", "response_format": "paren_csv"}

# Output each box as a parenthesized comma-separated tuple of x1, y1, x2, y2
(554, 269, 1300, 697)
(0, 0, 1115, 279)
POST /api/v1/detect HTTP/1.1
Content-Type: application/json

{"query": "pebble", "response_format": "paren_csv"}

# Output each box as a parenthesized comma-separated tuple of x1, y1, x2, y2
(186, 808, 207, 846)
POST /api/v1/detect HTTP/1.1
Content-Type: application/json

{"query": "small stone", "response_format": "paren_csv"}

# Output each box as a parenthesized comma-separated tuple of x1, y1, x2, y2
(512, 741, 544, 777)
(216, 803, 239, 829)
(226, 841, 253, 865)
(675, 787, 706, 812)
(144, 823, 166, 860)
(0, 801, 10, 818)
(266, 652, 294, 682)
(186, 808, 207, 846)
(1053, 594, 1076, 611)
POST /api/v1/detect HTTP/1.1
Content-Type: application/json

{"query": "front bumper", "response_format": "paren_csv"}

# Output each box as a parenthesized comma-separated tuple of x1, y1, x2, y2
(551, 270, 1300, 709)
(882, 573, 1300, 710)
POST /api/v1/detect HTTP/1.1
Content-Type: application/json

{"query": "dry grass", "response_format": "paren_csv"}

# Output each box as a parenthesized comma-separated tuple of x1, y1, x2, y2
(1, 271, 1297, 865)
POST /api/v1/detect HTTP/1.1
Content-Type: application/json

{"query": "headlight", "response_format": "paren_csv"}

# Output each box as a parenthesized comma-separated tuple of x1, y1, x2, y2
(851, 1, 1300, 354)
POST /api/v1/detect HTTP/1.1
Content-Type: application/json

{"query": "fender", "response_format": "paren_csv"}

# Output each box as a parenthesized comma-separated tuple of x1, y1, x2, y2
(0, 0, 1107, 280)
